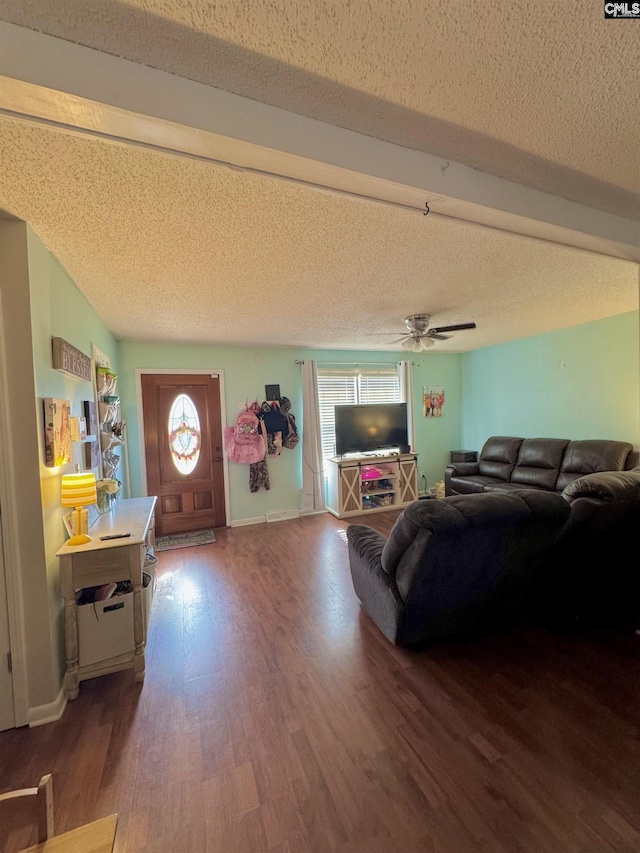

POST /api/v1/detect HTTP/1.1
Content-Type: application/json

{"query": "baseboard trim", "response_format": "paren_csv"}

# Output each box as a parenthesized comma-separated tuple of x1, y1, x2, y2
(28, 686, 67, 727)
(266, 509, 300, 523)
(230, 515, 267, 527)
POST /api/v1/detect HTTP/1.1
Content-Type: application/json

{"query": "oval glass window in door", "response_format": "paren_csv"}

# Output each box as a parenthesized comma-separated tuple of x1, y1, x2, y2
(168, 393, 201, 475)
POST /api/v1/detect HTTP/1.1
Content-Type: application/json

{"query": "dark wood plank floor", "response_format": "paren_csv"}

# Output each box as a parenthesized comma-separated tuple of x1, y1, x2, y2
(2, 510, 640, 852)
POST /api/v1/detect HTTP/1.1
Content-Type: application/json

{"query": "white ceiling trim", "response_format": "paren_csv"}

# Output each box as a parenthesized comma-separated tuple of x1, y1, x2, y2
(1, 21, 638, 264)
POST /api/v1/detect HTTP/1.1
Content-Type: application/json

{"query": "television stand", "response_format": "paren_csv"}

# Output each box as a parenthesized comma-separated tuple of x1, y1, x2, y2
(326, 452, 419, 518)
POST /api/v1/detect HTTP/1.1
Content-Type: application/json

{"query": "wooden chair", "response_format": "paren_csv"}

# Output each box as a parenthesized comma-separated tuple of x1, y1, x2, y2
(0, 774, 54, 850)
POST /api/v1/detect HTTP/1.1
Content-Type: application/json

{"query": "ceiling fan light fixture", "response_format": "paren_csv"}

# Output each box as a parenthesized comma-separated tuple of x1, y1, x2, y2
(392, 315, 474, 351)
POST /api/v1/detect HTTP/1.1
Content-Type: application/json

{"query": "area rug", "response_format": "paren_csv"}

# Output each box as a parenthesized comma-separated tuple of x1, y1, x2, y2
(155, 529, 217, 552)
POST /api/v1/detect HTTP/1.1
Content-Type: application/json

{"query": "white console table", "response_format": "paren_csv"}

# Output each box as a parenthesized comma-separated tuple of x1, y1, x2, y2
(56, 496, 157, 699)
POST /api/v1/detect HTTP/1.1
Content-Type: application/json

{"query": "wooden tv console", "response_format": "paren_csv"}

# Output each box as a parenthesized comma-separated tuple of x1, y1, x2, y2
(326, 452, 419, 519)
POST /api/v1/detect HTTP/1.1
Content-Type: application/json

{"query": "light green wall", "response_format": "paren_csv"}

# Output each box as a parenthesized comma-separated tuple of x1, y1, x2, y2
(461, 311, 640, 453)
(4, 227, 638, 714)
(27, 227, 120, 694)
(119, 344, 463, 521)
(412, 353, 463, 487)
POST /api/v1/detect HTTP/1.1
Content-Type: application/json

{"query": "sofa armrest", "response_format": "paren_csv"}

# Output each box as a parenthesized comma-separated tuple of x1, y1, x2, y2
(445, 461, 479, 495)
(346, 525, 405, 643)
(446, 462, 480, 476)
(346, 524, 387, 571)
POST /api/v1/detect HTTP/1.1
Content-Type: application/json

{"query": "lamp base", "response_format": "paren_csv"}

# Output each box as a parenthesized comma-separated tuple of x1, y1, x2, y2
(66, 533, 92, 547)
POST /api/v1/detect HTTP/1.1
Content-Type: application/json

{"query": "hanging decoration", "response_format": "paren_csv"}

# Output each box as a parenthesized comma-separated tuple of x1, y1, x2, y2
(168, 393, 201, 474)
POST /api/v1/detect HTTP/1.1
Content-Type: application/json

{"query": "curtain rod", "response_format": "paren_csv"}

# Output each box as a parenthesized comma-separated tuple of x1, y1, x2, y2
(295, 360, 417, 366)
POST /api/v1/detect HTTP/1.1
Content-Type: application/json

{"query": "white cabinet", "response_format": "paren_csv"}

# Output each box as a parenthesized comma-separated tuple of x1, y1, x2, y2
(56, 496, 157, 699)
(326, 453, 419, 518)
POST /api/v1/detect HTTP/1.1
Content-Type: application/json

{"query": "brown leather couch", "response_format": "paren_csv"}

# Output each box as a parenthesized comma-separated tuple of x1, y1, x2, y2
(347, 462, 640, 646)
(346, 489, 571, 646)
(445, 436, 635, 497)
(529, 466, 640, 629)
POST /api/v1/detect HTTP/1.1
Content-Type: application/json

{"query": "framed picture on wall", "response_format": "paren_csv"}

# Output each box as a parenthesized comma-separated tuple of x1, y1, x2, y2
(423, 386, 445, 418)
(43, 397, 72, 467)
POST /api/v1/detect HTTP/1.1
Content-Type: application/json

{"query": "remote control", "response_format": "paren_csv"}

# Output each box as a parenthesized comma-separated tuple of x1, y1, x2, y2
(100, 532, 132, 540)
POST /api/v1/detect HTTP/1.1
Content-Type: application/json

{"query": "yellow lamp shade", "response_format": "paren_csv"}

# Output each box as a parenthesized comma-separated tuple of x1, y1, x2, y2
(60, 472, 97, 508)
(61, 472, 97, 547)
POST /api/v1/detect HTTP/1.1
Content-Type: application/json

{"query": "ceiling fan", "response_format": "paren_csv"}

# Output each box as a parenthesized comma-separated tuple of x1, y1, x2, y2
(386, 314, 477, 352)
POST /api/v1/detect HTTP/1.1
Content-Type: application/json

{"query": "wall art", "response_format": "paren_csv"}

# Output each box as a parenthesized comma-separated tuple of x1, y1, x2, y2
(423, 386, 445, 418)
(43, 397, 72, 467)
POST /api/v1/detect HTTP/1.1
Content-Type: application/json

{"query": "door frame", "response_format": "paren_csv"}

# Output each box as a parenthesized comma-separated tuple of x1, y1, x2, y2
(0, 291, 28, 728)
(135, 369, 231, 526)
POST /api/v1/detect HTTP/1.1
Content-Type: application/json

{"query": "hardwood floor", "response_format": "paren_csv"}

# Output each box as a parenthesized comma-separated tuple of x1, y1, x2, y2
(1, 510, 640, 852)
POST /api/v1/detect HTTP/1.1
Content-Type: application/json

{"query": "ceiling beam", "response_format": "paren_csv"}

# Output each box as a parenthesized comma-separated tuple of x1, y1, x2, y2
(1, 21, 638, 263)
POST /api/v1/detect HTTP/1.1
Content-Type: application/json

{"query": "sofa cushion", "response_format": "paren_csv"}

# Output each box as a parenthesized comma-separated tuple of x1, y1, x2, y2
(555, 440, 633, 492)
(510, 438, 569, 490)
(483, 481, 548, 493)
(477, 436, 523, 481)
(561, 468, 640, 504)
(447, 475, 503, 495)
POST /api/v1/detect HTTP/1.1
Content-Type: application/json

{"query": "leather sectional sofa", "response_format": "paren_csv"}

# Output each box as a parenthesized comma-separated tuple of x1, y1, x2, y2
(347, 489, 571, 646)
(529, 467, 640, 629)
(347, 466, 640, 645)
(445, 436, 635, 497)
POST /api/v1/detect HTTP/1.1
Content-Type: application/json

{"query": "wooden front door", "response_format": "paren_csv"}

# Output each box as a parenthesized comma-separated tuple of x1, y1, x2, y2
(141, 374, 226, 536)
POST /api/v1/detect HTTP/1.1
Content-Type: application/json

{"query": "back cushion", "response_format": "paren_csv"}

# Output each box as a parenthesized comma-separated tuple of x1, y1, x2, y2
(555, 440, 633, 492)
(511, 438, 569, 490)
(478, 436, 523, 481)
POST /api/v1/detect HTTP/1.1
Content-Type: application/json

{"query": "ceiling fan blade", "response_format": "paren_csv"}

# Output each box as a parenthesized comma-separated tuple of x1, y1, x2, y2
(388, 336, 410, 344)
(427, 333, 450, 341)
(429, 322, 477, 334)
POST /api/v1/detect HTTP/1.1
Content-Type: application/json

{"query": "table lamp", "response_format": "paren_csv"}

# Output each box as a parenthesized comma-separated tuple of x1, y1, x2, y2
(61, 472, 97, 546)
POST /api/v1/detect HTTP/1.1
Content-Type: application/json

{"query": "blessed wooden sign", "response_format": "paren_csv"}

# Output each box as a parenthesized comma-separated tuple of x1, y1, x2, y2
(51, 337, 92, 381)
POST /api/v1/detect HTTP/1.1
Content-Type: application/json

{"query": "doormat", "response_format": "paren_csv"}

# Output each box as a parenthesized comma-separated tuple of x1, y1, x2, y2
(155, 529, 217, 552)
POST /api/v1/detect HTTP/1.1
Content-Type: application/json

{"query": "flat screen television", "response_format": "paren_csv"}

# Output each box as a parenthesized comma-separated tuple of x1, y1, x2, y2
(334, 402, 409, 455)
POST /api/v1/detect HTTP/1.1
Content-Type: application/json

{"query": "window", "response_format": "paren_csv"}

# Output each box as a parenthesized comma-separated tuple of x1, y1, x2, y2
(317, 367, 401, 465)
(168, 393, 201, 475)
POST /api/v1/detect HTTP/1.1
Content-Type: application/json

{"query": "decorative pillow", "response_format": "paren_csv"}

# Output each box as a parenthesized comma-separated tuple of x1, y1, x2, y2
(562, 469, 640, 504)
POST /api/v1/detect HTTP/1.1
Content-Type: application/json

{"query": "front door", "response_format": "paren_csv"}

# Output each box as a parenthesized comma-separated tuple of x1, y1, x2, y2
(0, 500, 15, 731)
(141, 374, 226, 536)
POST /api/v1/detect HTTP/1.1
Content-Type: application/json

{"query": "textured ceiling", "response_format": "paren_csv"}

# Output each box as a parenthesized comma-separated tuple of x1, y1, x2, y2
(1, 0, 639, 216)
(0, 1, 638, 352)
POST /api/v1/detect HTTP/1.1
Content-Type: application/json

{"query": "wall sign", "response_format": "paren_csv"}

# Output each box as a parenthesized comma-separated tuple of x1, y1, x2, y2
(51, 337, 92, 381)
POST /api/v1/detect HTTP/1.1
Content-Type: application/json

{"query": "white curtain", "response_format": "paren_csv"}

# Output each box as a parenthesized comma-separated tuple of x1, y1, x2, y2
(301, 359, 326, 512)
(397, 360, 415, 451)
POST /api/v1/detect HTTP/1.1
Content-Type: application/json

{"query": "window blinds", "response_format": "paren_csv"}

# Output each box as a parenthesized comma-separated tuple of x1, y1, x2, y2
(317, 368, 401, 462)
